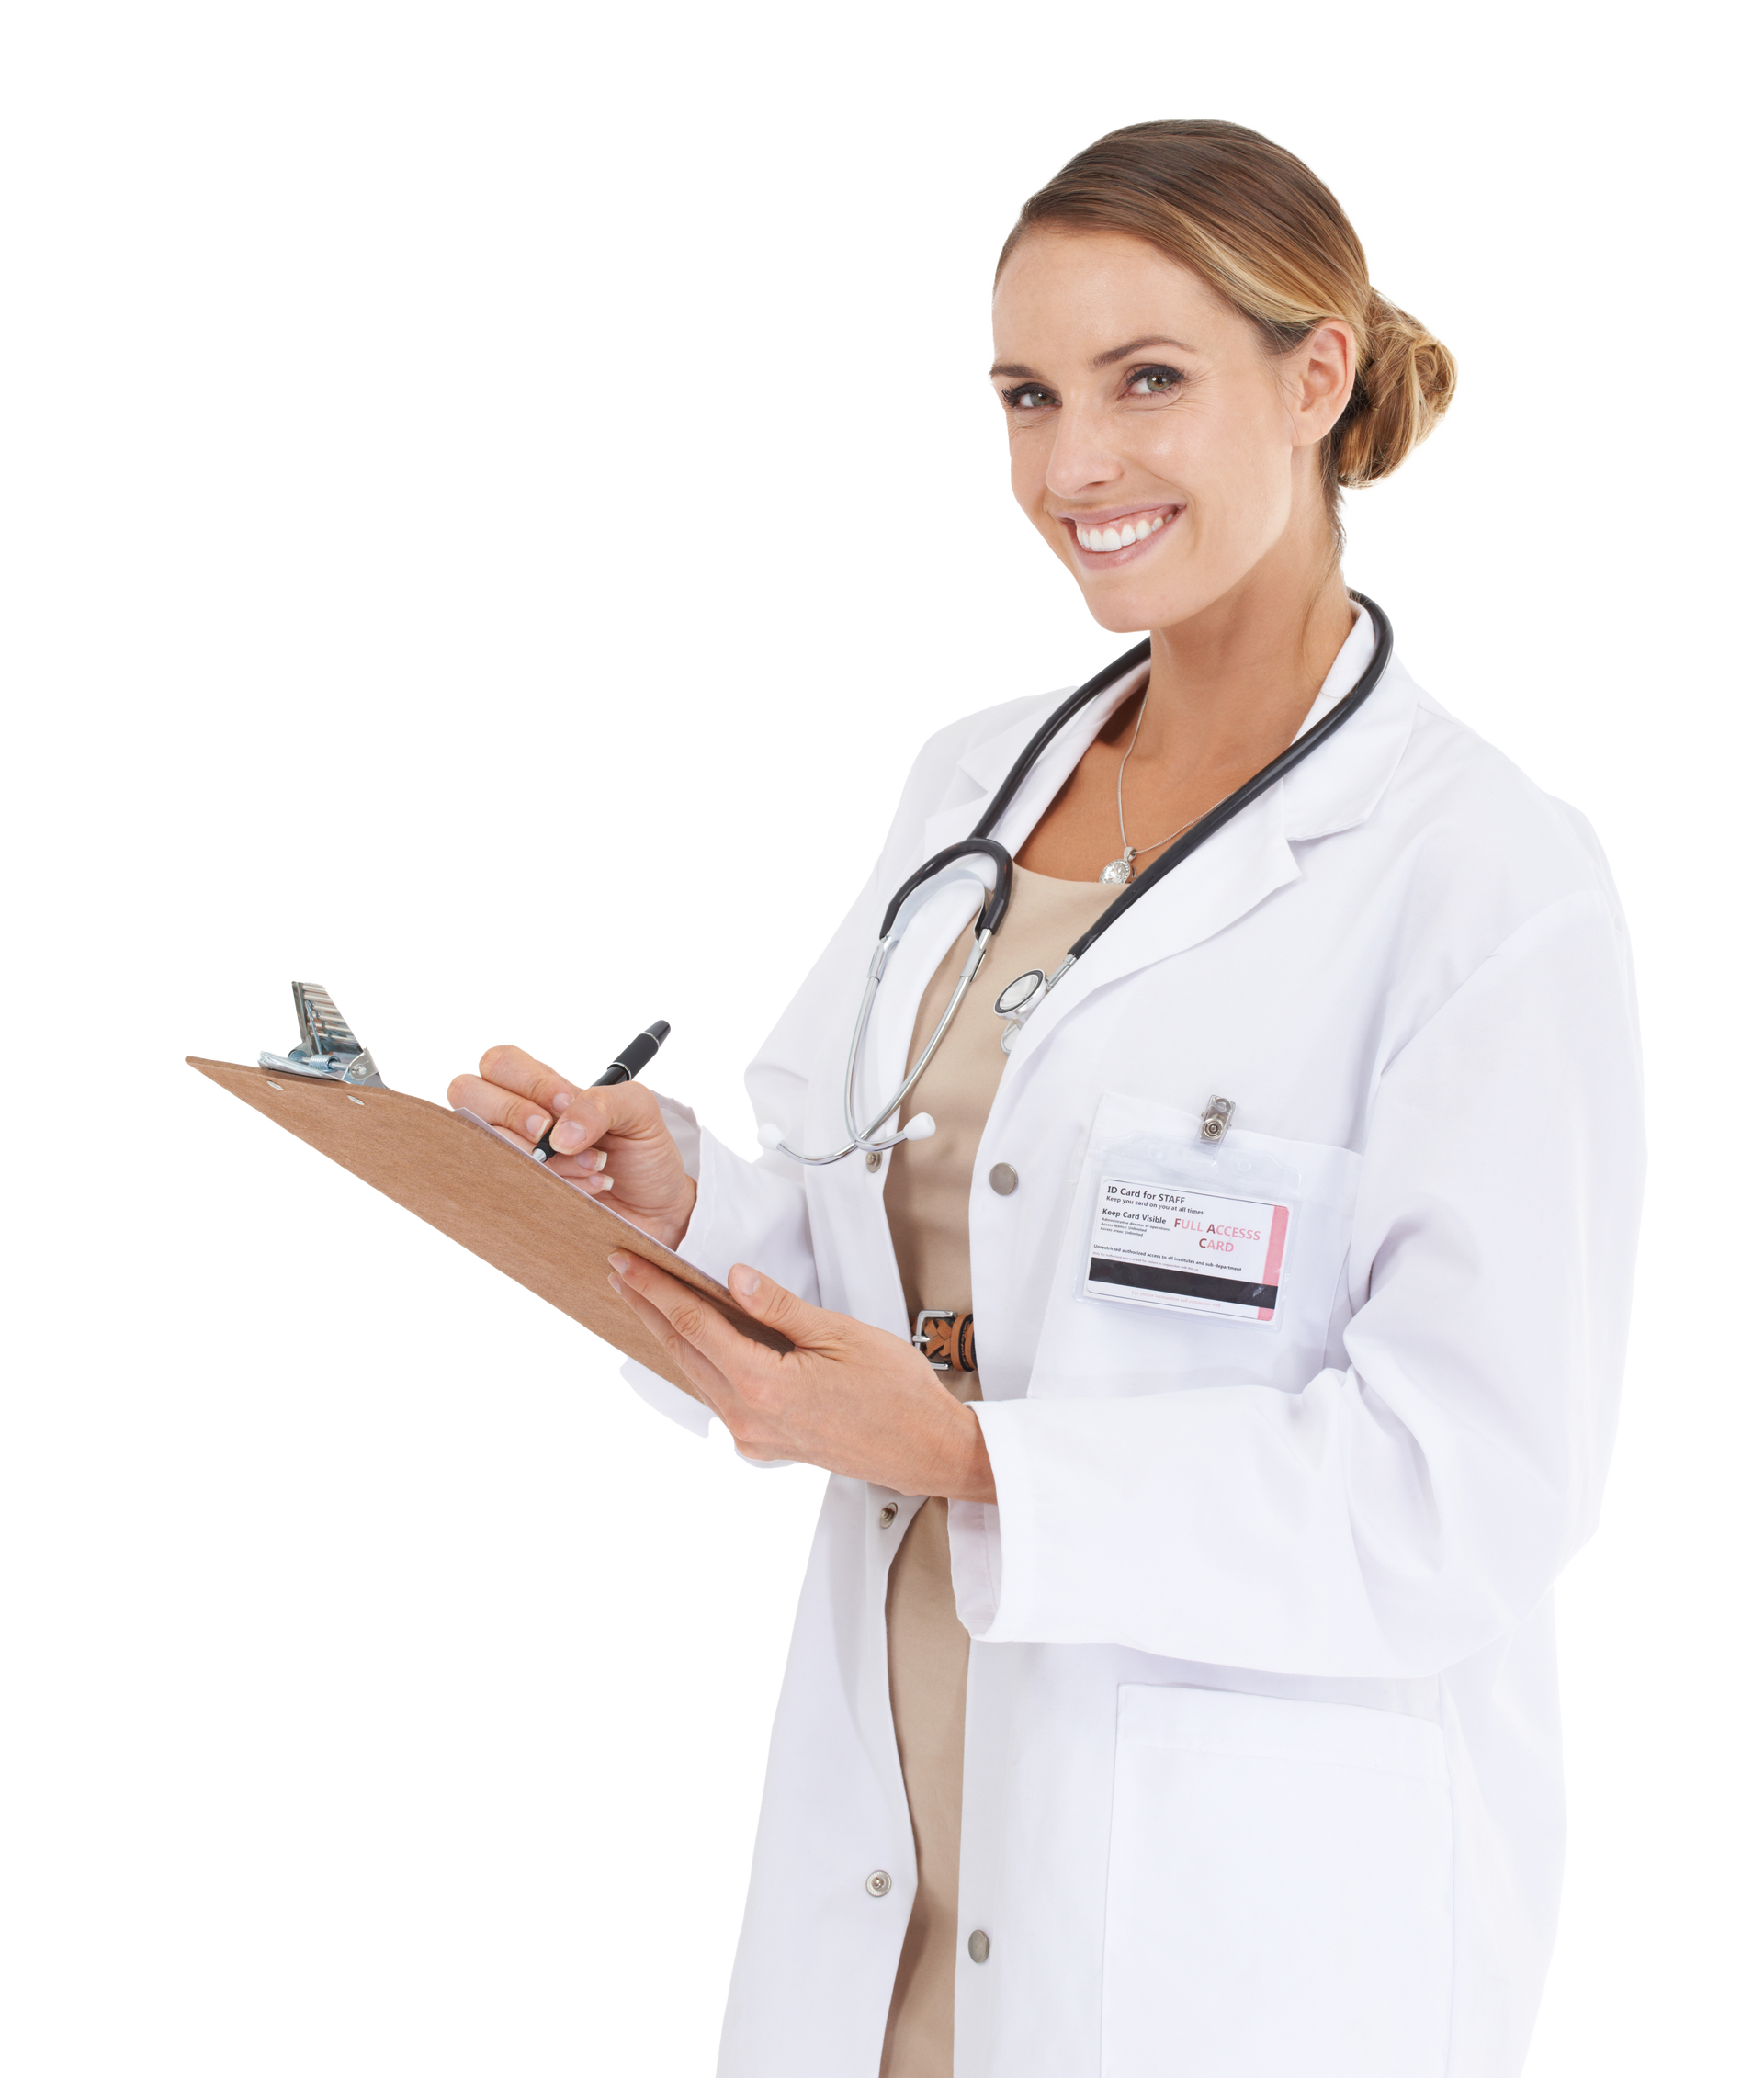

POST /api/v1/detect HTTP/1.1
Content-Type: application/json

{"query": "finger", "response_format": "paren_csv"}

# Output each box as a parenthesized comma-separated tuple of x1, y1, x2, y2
(447, 1072, 569, 1146)
(608, 1267, 741, 1411)
(610, 1252, 775, 1383)
(476, 1045, 582, 1114)
(724, 1264, 836, 1350)
(544, 1080, 657, 1159)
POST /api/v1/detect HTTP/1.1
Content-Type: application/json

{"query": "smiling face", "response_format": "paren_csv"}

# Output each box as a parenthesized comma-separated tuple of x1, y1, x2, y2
(990, 228, 1353, 635)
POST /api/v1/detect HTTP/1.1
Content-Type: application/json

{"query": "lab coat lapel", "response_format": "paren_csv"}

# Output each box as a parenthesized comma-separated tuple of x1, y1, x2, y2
(879, 638, 1419, 1091)
(1280, 649, 1419, 840)
(993, 788, 1299, 1076)
(990, 643, 1422, 1075)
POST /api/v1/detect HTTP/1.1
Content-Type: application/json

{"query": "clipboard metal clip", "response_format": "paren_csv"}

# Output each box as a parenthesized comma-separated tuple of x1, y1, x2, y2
(259, 980, 386, 1089)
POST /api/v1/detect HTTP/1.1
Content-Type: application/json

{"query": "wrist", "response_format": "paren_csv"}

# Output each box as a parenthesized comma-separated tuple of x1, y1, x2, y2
(656, 1176, 698, 1252)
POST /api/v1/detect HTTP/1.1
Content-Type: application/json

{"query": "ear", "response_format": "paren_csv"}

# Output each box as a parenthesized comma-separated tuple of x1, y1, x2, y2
(1288, 319, 1357, 450)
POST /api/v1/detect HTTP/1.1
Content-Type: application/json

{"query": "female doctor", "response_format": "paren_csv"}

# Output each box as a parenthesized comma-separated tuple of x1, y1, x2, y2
(452, 121, 1645, 2078)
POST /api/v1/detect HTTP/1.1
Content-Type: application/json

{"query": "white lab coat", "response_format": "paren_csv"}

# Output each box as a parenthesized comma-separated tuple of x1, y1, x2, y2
(625, 612, 1645, 2078)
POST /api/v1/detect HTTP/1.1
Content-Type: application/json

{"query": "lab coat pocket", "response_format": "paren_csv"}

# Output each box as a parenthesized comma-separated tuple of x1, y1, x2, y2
(1101, 1685, 1453, 2078)
(1032, 1090, 1360, 1399)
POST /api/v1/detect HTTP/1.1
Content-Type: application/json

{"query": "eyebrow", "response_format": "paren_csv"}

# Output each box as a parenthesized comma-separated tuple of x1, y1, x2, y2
(989, 334, 1199, 380)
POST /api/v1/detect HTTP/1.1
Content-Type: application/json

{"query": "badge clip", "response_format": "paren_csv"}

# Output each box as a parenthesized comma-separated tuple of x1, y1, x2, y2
(1200, 1094, 1236, 1144)
(259, 981, 385, 1089)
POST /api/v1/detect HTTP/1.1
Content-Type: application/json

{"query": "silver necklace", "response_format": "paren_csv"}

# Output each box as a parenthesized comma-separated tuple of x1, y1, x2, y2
(1100, 691, 1204, 885)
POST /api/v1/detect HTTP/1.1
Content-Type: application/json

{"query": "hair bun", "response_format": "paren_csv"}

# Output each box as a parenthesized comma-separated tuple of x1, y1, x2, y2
(1336, 293, 1457, 488)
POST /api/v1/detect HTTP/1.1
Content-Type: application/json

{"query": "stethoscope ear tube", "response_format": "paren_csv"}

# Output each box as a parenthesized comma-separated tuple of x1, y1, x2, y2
(968, 639, 1153, 842)
(878, 838, 1014, 942)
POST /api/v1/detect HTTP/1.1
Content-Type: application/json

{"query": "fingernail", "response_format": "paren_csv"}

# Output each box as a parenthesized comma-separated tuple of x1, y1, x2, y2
(733, 1268, 762, 1296)
(551, 1090, 572, 1114)
(607, 1252, 631, 1274)
(553, 1121, 586, 1152)
(583, 1148, 606, 1171)
(607, 1272, 624, 1296)
(585, 1175, 609, 1192)
(526, 1113, 549, 1140)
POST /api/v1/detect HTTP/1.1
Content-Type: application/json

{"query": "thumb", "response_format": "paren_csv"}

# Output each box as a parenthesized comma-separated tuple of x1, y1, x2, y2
(727, 1265, 832, 1346)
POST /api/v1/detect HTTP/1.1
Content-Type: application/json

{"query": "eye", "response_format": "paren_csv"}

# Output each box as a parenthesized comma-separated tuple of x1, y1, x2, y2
(1125, 364, 1185, 398)
(1001, 381, 1057, 412)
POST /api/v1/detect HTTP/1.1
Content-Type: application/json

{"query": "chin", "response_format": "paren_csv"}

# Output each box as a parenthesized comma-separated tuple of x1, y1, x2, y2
(1080, 556, 1251, 636)
(1078, 577, 1194, 637)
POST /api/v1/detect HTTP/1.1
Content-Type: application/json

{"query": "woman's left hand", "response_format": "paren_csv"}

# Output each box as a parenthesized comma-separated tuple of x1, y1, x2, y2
(608, 1253, 997, 1503)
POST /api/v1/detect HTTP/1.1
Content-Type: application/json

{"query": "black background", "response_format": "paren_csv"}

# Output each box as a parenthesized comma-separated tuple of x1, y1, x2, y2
(147, 76, 1654, 2061)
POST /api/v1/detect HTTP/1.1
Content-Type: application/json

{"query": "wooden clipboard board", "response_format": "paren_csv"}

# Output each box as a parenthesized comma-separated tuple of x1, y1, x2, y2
(187, 1057, 787, 1404)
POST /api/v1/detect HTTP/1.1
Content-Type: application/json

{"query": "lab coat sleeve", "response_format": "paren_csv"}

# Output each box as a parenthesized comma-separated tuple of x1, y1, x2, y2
(951, 887, 1646, 1680)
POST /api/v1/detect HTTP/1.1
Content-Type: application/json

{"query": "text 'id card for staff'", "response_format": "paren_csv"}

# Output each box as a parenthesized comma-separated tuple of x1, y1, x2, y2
(1086, 1177, 1291, 1324)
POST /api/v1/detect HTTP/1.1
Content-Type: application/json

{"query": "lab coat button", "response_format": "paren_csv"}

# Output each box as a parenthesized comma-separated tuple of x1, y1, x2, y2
(879, 1503, 899, 1528)
(865, 1149, 883, 1173)
(967, 1929, 990, 1962)
(866, 1870, 893, 1898)
(988, 1163, 1018, 1195)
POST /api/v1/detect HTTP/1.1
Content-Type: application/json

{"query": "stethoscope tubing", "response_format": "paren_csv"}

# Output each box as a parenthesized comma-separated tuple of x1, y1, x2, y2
(763, 593, 1394, 1166)
(842, 924, 996, 1151)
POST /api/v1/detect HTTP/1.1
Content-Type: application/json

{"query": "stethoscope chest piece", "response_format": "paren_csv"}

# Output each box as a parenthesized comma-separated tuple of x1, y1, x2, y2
(994, 969, 1046, 1016)
(995, 966, 1048, 1056)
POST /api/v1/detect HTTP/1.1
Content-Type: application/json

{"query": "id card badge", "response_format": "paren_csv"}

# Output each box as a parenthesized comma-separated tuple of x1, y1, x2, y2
(1032, 1092, 1360, 1394)
(1086, 1179, 1291, 1323)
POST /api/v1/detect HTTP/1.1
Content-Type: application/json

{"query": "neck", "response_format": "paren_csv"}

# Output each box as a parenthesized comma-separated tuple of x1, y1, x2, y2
(1133, 543, 1353, 776)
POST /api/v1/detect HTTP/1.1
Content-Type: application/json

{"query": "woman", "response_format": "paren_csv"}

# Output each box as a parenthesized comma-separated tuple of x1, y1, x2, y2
(453, 121, 1644, 2078)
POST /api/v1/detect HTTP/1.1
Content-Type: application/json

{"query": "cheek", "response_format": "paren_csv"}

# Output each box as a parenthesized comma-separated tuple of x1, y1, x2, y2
(1007, 427, 1048, 511)
(1008, 431, 1069, 548)
(1168, 400, 1292, 544)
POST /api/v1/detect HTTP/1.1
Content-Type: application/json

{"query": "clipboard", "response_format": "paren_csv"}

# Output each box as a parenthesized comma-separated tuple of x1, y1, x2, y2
(187, 995, 786, 1405)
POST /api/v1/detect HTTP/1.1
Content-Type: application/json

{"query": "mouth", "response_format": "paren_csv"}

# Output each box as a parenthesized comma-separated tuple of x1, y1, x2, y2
(1062, 503, 1182, 562)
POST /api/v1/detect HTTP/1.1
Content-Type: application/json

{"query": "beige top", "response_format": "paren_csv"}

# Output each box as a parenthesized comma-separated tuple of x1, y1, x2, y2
(877, 866, 1118, 2078)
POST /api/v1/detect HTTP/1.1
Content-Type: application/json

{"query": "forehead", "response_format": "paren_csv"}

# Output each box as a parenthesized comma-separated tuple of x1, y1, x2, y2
(991, 227, 1238, 360)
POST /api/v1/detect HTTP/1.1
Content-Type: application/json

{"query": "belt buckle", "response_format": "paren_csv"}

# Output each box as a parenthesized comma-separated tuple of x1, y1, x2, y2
(912, 1309, 956, 1370)
(911, 1309, 975, 1373)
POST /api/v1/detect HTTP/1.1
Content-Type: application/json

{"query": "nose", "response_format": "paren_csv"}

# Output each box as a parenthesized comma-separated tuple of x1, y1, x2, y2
(1043, 400, 1123, 502)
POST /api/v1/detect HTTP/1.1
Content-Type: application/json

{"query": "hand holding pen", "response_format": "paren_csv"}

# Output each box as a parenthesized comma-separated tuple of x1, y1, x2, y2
(530, 1021, 670, 1160)
(446, 1020, 698, 1250)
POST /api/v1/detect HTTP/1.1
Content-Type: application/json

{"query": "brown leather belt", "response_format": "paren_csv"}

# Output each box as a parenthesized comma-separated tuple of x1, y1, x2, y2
(912, 1309, 977, 1372)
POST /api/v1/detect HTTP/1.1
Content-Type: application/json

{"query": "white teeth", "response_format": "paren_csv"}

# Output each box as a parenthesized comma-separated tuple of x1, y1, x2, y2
(1076, 511, 1170, 553)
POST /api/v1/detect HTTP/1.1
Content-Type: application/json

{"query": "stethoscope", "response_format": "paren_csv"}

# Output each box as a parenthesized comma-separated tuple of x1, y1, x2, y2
(759, 593, 1394, 1168)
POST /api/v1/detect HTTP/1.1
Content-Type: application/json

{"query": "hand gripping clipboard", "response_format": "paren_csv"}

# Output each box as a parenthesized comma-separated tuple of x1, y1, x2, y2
(187, 987, 788, 1406)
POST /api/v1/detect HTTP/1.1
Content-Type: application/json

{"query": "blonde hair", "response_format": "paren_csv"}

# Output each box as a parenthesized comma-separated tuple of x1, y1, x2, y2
(999, 121, 1455, 527)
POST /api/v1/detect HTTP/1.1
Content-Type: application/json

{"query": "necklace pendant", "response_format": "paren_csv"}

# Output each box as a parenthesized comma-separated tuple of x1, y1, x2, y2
(1100, 855, 1134, 886)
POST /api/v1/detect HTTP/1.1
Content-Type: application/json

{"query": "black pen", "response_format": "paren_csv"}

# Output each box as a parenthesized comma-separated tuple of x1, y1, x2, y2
(532, 1020, 671, 1162)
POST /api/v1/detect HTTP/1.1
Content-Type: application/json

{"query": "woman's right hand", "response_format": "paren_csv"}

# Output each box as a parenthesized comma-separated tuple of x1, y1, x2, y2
(447, 1045, 698, 1250)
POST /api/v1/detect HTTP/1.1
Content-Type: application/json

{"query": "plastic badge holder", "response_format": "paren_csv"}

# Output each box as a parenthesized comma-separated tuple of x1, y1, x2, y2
(1074, 1113, 1304, 1331)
